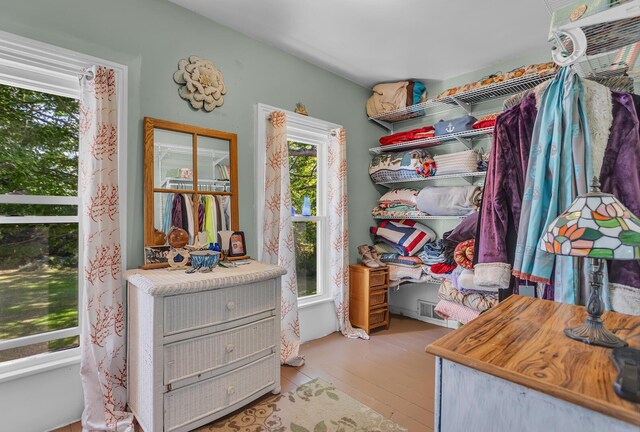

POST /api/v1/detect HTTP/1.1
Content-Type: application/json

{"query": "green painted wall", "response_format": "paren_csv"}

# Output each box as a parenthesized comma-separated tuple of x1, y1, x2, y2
(0, 0, 381, 267)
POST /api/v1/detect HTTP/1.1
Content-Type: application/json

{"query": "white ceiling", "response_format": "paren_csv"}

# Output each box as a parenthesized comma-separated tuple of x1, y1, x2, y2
(169, 0, 553, 88)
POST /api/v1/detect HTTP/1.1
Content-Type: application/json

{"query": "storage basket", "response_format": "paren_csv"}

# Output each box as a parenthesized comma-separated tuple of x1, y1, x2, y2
(369, 307, 388, 326)
(369, 271, 387, 287)
(369, 290, 387, 308)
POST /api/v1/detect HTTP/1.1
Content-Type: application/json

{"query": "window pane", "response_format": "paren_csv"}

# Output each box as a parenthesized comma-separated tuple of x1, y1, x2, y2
(293, 221, 317, 297)
(288, 142, 317, 216)
(0, 336, 79, 363)
(0, 85, 79, 196)
(154, 129, 194, 190)
(0, 224, 78, 353)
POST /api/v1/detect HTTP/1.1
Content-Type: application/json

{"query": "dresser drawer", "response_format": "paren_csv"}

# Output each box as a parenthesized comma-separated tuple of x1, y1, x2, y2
(163, 279, 276, 336)
(164, 317, 276, 386)
(164, 354, 277, 432)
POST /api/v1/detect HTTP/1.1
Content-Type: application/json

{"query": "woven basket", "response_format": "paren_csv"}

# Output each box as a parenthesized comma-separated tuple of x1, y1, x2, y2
(370, 291, 387, 307)
(369, 308, 388, 325)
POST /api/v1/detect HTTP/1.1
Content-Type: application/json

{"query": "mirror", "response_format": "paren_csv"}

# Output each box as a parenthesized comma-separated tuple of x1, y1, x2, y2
(143, 118, 239, 256)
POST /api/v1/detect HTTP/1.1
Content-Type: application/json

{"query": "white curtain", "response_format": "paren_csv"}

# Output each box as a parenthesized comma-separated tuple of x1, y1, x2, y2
(328, 128, 369, 339)
(79, 66, 133, 431)
(262, 111, 304, 366)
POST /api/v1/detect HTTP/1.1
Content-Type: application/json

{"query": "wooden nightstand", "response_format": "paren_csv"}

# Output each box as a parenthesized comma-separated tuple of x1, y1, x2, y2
(349, 264, 390, 334)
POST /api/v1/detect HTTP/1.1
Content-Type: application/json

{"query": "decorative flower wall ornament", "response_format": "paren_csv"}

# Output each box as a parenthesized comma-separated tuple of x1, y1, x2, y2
(173, 56, 226, 112)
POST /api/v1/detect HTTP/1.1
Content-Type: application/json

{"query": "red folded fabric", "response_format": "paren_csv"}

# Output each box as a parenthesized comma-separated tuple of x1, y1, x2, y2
(472, 114, 497, 130)
(430, 262, 457, 274)
(379, 126, 435, 146)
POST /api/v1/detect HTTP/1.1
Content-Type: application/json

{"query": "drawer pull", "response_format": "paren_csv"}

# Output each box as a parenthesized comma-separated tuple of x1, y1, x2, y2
(227, 385, 235, 395)
(226, 344, 235, 353)
(226, 300, 236, 311)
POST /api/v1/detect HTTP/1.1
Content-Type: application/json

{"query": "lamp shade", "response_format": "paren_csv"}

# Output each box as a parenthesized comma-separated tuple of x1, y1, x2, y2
(541, 189, 640, 260)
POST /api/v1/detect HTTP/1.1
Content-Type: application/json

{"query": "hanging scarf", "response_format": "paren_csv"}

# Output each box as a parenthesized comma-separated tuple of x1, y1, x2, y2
(512, 67, 592, 303)
(171, 193, 183, 229)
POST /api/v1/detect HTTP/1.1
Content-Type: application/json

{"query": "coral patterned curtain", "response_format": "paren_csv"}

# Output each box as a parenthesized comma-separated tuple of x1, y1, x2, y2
(262, 111, 304, 366)
(328, 129, 369, 339)
(79, 66, 133, 431)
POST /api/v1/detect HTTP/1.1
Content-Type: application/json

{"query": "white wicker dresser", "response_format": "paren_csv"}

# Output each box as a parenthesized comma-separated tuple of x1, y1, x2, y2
(125, 261, 286, 432)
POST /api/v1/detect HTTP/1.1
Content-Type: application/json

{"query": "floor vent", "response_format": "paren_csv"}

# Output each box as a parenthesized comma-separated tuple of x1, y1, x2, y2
(418, 300, 444, 321)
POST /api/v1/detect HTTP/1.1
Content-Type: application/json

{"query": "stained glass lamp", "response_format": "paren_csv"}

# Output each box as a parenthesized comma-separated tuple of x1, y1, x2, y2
(541, 177, 640, 349)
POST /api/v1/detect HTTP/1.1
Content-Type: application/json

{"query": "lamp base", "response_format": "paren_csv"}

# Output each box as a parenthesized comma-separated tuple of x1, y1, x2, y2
(564, 317, 627, 349)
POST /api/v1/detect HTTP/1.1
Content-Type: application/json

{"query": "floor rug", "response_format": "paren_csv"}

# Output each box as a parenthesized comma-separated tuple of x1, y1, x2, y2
(197, 378, 408, 432)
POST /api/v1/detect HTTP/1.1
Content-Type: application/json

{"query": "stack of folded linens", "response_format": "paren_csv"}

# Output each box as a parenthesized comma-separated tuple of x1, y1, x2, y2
(416, 185, 482, 216)
(433, 150, 479, 175)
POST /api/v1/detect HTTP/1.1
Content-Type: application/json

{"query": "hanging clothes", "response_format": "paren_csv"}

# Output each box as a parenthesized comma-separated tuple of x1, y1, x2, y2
(179, 193, 189, 235)
(512, 67, 593, 302)
(163, 193, 173, 236)
(171, 193, 183, 230)
(183, 194, 195, 245)
(198, 196, 205, 231)
(204, 195, 217, 244)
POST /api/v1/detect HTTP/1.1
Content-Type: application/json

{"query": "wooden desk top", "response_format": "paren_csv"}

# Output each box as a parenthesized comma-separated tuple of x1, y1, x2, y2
(426, 295, 640, 426)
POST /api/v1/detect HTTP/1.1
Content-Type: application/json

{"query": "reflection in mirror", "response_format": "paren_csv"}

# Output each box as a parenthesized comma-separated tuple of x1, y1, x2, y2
(197, 136, 231, 192)
(154, 129, 193, 191)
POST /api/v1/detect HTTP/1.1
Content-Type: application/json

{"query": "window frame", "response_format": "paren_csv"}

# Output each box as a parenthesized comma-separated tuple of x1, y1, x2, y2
(0, 30, 128, 379)
(255, 104, 341, 307)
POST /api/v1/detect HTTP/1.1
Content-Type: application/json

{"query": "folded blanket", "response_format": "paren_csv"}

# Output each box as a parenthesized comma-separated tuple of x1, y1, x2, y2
(447, 213, 478, 242)
(372, 206, 430, 220)
(457, 268, 499, 294)
(438, 278, 498, 312)
(379, 254, 422, 267)
(434, 299, 480, 324)
(370, 219, 436, 256)
(379, 126, 435, 146)
(473, 114, 498, 129)
(416, 185, 481, 216)
(388, 263, 423, 281)
(454, 239, 475, 270)
(378, 188, 419, 209)
(366, 81, 408, 117)
(418, 239, 445, 265)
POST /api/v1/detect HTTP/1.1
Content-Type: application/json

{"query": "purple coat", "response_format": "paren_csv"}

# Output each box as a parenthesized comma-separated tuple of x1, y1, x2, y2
(476, 90, 640, 294)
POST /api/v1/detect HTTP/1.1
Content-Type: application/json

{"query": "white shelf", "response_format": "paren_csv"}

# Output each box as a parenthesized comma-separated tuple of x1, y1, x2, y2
(376, 171, 487, 188)
(368, 72, 556, 129)
(369, 127, 494, 155)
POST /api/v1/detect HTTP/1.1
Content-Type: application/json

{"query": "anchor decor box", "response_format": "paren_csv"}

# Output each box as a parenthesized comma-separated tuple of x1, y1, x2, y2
(434, 115, 477, 136)
(125, 261, 286, 432)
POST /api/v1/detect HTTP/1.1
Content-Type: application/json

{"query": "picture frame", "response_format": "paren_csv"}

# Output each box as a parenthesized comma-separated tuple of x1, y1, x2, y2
(144, 245, 170, 265)
(228, 231, 247, 257)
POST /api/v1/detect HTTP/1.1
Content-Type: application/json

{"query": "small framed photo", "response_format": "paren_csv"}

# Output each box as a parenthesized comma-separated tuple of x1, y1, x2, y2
(144, 245, 170, 265)
(228, 231, 247, 257)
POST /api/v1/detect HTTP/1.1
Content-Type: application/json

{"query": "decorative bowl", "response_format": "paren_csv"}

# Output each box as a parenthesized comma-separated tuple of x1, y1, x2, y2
(190, 250, 221, 270)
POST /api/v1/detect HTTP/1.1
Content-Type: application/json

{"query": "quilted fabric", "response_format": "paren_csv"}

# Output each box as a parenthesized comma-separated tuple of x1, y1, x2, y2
(454, 239, 475, 270)
(378, 188, 420, 209)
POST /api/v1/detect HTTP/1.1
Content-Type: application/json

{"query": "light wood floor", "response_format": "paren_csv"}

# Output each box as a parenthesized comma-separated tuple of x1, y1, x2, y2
(53, 315, 450, 432)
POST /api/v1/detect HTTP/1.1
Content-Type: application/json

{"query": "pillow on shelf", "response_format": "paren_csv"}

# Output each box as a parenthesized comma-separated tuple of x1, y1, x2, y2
(472, 113, 498, 129)
(378, 188, 420, 209)
(369, 149, 433, 183)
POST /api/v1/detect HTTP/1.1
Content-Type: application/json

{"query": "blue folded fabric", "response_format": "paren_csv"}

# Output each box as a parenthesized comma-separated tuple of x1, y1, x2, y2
(434, 115, 477, 136)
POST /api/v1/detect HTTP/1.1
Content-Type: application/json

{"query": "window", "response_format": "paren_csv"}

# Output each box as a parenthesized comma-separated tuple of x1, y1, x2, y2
(289, 140, 323, 299)
(0, 83, 80, 365)
(0, 30, 127, 373)
(256, 104, 341, 306)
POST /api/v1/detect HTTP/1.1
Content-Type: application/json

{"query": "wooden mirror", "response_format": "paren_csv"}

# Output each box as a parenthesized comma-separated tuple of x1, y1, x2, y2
(143, 117, 239, 254)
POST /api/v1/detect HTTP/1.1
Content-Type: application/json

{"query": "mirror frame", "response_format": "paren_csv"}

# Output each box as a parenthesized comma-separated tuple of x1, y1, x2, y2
(143, 117, 239, 247)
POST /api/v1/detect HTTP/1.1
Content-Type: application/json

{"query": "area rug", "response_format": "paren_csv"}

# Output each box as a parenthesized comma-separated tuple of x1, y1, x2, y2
(197, 378, 407, 432)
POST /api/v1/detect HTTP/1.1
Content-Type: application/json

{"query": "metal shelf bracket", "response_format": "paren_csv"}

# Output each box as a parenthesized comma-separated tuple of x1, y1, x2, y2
(450, 96, 471, 114)
(453, 136, 472, 149)
(371, 117, 393, 132)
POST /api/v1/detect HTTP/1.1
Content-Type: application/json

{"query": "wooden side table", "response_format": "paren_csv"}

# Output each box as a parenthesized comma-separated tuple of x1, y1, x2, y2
(349, 264, 390, 334)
